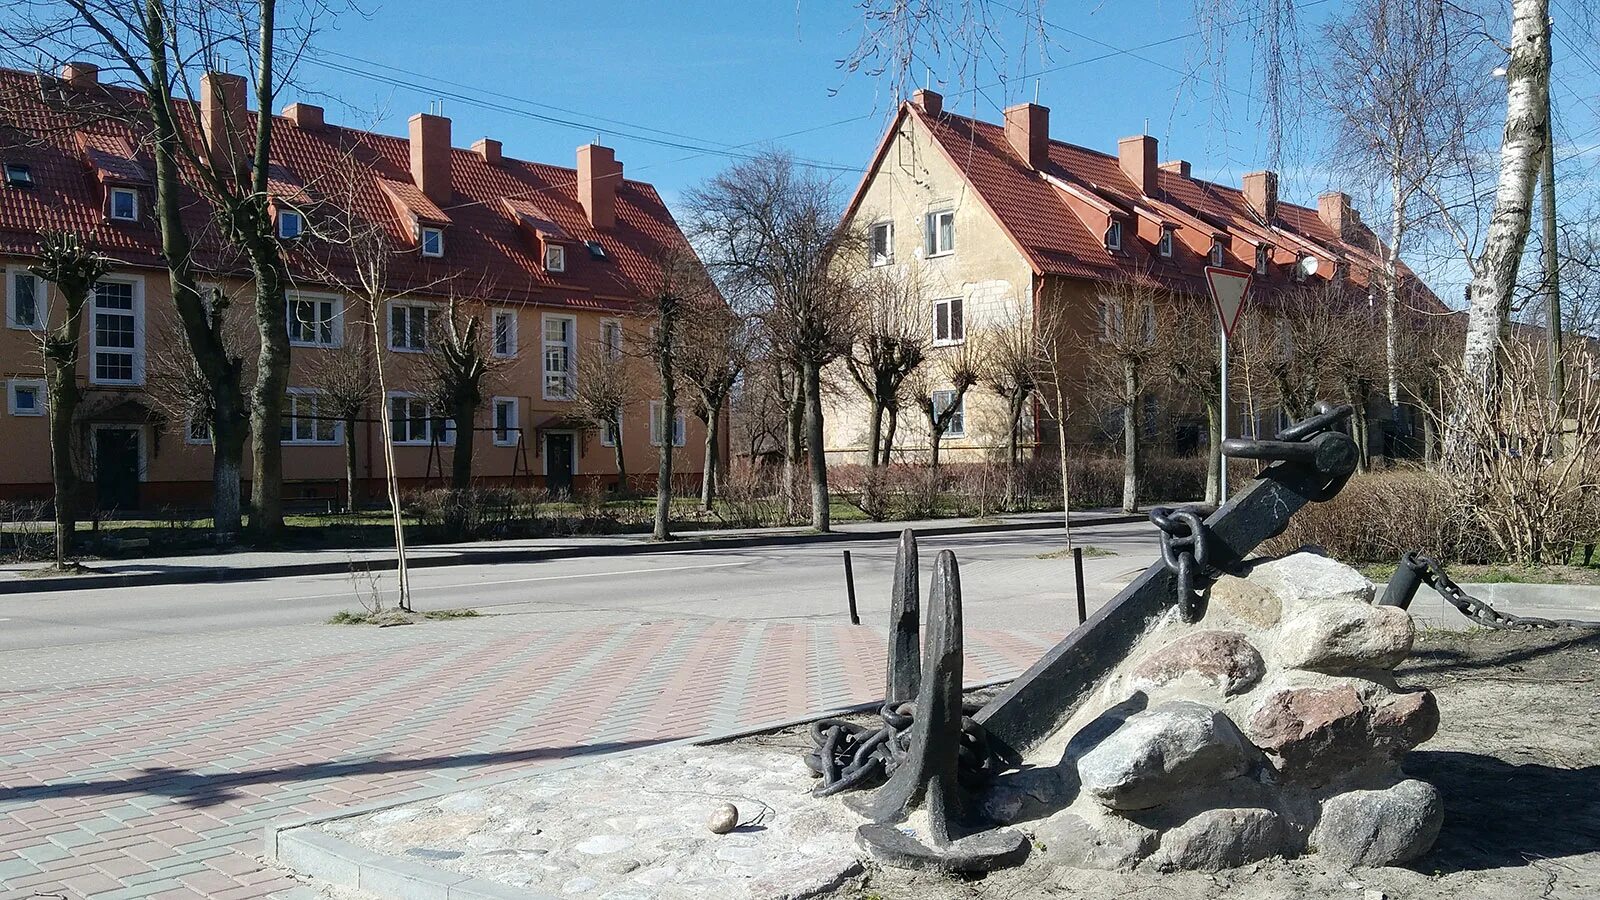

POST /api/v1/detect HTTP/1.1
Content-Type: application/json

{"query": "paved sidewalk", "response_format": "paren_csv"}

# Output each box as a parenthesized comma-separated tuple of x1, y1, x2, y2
(0, 509, 1133, 595)
(0, 613, 1068, 899)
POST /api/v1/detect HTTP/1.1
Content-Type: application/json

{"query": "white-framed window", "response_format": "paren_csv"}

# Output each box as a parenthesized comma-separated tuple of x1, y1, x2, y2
(109, 187, 138, 221)
(545, 243, 566, 273)
(1255, 243, 1271, 275)
(419, 225, 444, 258)
(599, 318, 624, 360)
(287, 293, 342, 348)
(277, 209, 304, 240)
(387, 300, 435, 352)
(492, 396, 519, 446)
(7, 378, 45, 416)
(186, 415, 212, 444)
(90, 276, 143, 385)
(387, 392, 453, 445)
(1098, 297, 1154, 343)
(932, 297, 964, 345)
(924, 209, 955, 257)
(649, 401, 686, 447)
(869, 220, 894, 266)
(1157, 226, 1174, 258)
(1105, 220, 1122, 251)
(492, 309, 518, 357)
(932, 389, 965, 437)
(1209, 237, 1225, 267)
(281, 388, 341, 444)
(542, 314, 576, 400)
(599, 410, 622, 447)
(3, 161, 32, 189)
(6, 267, 42, 330)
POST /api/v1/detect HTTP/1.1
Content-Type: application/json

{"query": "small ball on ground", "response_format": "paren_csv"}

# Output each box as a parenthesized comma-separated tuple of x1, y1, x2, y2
(707, 802, 739, 834)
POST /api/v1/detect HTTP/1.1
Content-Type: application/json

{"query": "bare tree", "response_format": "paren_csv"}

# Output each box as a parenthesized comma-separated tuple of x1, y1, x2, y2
(1158, 292, 1224, 503)
(643, 288, 681, 541)
(908, 335, 981, 474)
(1031, 288, 1077, 541)
(679, 304, 748, 509)
(687, 151, 858, 532)
(844, 265, 930, 468)
(305, 332, 375, 512)
(419, 292, 500, 490)
(977, 312, 1037, 505)
(27, 232, 108, 566)
(1078, 278, 1164, 513)
(573, 325, 639, 494)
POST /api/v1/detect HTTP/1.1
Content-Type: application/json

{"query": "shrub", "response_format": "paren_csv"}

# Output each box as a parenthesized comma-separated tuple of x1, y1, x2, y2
(407, 487, 524, 539)
(719, 460, 795, 528)
(1260, 469, 1493, 564)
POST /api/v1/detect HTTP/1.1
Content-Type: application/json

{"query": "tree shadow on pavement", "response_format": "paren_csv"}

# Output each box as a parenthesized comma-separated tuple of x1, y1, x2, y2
(0, 738, 669, 809)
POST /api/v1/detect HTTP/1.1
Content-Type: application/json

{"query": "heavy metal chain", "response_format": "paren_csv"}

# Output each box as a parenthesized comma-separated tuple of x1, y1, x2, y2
(1404, 552, 1600, 630)
(805, 701, 996, 797)
(1150, 505, 1214, 623)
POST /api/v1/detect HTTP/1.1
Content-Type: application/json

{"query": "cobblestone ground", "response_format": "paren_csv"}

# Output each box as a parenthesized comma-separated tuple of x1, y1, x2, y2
(0, 615, 1062, 899)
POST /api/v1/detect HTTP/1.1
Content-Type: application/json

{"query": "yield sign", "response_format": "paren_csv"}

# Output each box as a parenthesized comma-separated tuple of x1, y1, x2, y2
(1205, 266, 1251, 339)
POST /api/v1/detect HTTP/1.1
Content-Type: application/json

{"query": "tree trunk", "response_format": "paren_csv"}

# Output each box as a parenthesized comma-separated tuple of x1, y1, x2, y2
(700, 394, 722, 510)
(1204, 396, 1221, 505)
(1384, 160, 1405, 453)
(46, 332, 82, 568)
(1122, 360, 1141, 513)
(866, 399, 885, 469)
(804, 358, 830, 532)
(1054, 390, 1073, 548)
(249, 260, 290, 535)
(450, 394, 475, 489)
(782, 376, 804, 521)
(655, 296, 678, 541)
(1004, 391, 1024, 510)
(1447, 0, 1551, 460)
(882, 406, 899, 464)
(344, 412, 360, 513)
(612, 431, 629, 496)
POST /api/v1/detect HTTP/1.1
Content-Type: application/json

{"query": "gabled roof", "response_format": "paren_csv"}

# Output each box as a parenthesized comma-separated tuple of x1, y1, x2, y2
(0, 67, 697, 309)
(844, 101, 1442, 310)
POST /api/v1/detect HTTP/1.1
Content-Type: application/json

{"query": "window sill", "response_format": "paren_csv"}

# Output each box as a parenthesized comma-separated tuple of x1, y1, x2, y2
(869, 258, 893, 268)
(925, 251, 954, 259)
(932, 338, 965, 348)
(283, 440, 343, 447)
(289, 340, 339, 349)
(5, 322, 43, 331)
(388, 345, 427, 354)
(9, 410, 44, 417)
(493, 350, 518, 359)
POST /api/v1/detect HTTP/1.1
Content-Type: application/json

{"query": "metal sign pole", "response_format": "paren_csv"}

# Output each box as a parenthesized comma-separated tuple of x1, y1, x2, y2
(1220, 329, 1229, 501)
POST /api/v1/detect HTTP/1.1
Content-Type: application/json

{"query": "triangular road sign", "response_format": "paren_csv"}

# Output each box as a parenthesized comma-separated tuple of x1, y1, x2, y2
(1205, 266, 1251, 339)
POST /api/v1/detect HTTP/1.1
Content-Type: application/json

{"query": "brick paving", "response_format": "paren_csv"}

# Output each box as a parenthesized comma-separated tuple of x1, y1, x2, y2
(0, 615, 1062, 899)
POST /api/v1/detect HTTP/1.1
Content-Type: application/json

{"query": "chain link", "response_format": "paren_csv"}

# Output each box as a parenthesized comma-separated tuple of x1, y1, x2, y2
(805, 701, 996, 797)
(1150, 505, 1214, 622)
(1404, 552, 1600, 630)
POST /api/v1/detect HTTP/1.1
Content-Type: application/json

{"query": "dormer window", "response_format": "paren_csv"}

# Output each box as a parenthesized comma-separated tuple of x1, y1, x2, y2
(545, 243, 566, 273)
(1104, 220, 1123, 252)
(1255, 243, 1271, 275)
(277, 210, 304, 240)
(3, 162, 32, 189)
(1209, 237, 1225, 267)
(1157, 226, 1174, 258)
(419, 226, 444, 258)
(585, 240, 607, 260)
(109, 187, 138, 221)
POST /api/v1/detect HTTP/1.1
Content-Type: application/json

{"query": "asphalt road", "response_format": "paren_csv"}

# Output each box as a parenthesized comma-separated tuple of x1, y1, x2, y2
(0, 521, 1161, 652)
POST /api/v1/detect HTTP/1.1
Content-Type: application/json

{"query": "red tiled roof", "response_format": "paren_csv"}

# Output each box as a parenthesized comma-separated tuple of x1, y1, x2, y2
(0, 68, 696, 310)
(846, 102, 1442, 310)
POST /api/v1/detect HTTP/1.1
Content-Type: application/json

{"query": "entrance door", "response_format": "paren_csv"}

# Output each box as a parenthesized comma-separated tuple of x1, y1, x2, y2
(545, 432, 575, 497)
(95, 428, 141, 512)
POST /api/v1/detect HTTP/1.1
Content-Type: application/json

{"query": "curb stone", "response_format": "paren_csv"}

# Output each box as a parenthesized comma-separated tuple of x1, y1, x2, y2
(1, 514, 1142, 595)
(263, 677, 1014, 900)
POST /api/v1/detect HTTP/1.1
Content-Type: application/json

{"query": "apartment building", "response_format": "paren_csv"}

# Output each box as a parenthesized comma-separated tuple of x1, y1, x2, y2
(826, 89, 1444, 464)
(0, 64, 715, 511)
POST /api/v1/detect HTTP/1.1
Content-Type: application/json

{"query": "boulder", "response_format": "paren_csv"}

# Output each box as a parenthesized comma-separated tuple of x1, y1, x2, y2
(1208, 574, 1283, 629)
(1242, 552, 1375, 613)
(1032, 810, 1157, 871)
(1076, 701, 1254, 811)
(1131, 631, 1265, 697)
(1151, 807, 1288, 872)
(1248, 685, 1371, 782)
(1370, 690, 1439, 759)
(1311, 779, 1443, 866)
(1279, 601, 1414, 672)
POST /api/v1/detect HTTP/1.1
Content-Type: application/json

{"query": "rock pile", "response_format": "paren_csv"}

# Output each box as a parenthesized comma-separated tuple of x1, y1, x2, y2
(1012, 551, 1441, 872)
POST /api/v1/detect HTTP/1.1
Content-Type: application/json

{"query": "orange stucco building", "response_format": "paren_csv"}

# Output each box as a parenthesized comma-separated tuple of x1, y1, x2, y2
(0, 64, 718, 512)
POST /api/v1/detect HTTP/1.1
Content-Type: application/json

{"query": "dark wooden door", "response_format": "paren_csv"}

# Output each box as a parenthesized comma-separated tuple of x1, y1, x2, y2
(546, 432, 574, 497)
(95, 428, 141, 512)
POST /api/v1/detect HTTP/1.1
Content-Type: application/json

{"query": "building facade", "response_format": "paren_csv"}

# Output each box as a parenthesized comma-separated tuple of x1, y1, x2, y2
(0, 64, 717, 511)
(826, 89, 1443, 465)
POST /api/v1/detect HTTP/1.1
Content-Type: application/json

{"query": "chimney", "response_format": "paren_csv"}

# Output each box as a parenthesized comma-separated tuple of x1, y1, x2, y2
(1003, 102, 1050, 170)
(60, 62, 98, 89)
(1117, 134, 1158, 196)
(472, 137, 502, 165)
(200, 71, 249, 171)
(912, 88, 943, 117)
(577, 143, 621, 230)
(1243, 170, 1278, 221)
(1159, 159, 1191, 178)
(408, 113, 453, 204)
(283, 102, 323, 131)
(1318, 191, 1354, 239)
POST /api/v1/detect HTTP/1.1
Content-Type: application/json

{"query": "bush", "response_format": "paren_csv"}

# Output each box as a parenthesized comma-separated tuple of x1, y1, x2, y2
(719, 460, 796, 528)
(1260, 469, 1493, 565)
(0, 500, 52, 560)
(406, 487, 525, 539)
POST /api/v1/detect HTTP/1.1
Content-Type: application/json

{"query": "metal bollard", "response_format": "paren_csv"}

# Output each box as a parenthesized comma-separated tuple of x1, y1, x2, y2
(843, 549, 860, 625)
(1073, 546, 1088, 625)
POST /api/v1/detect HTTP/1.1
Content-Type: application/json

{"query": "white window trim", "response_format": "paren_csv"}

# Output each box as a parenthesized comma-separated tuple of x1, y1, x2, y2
(6, 266, 43, 330)
(386, 391, 454, 446)
(277, 209, 304, 240)
(649, 400, 686, 447)
(924, 209, 955, 258)
(185, 414, 212, 445)
(287, 291, 344, 349)
(492, 309, 519, 358)
(109, 187, 139, 221)
(88, 274, 145, 387)
(492, 396, 520, 447)
(386, 299, 439, 353)
(869, 220, 894, 267)
(419, 225, 445, 258)
(283, 387, 343, 445)
(542, 313, 577, 401)
(1105, 220, 1122, 251)
(599, 410, 622, 448)
(7, 377, 45, 416)
(545, 243, 566, 273)
(1255, 243, 1271, 276)
(932, 390, 966, 438)
(1157, 227, 1173, 258)
(932, 296, 964, 347)
(599, 318, 624, 360)
(1210, 237, 1226, 267)
(89, 423, 148, 483)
